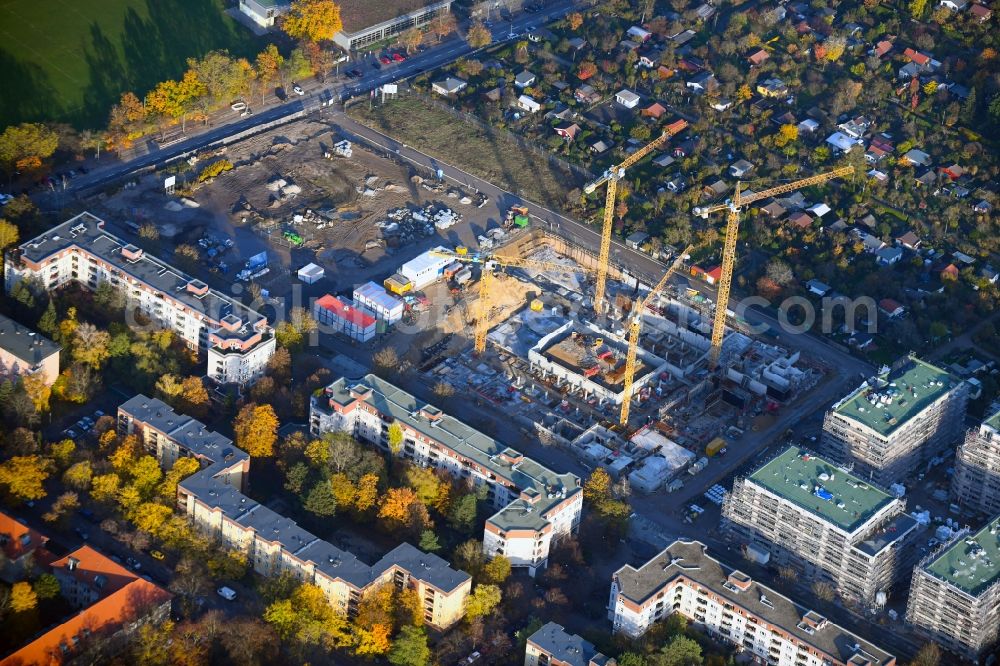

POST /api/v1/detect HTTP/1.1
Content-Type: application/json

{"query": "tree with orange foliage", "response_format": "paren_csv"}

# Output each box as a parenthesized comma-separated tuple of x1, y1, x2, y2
(378, 487, 420, 526)
(567, 12, 583, 30)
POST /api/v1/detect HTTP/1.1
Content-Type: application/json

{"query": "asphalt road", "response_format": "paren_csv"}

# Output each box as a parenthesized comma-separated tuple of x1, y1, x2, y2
(61, 0, 583, 197)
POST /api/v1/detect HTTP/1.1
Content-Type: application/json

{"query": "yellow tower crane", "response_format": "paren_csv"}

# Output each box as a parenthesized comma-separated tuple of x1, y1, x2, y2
(431, 248, 594, 355)
(583, 119, 688, 314)
(693, 165, 855, 368)
(619, 245, 693, 426)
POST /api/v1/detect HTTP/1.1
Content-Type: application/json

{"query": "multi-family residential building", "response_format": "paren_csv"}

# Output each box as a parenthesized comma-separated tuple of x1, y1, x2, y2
(952, 409, 1000, 517)
(722, 446, 921, 605)
(820, 356, 968, 486)
(332, 0, 452, 52)
(1, 545, 171, 666)
(4, 212, 275, 388)
(609, 539, 895, 666)
(118, 395, 470, 629)
(524, 622, 611, 666)
(0, 312, 60, 385)
(310, 374, 582, 576)
(0, 511, 48, 583)
(906, 515, 1000, 661)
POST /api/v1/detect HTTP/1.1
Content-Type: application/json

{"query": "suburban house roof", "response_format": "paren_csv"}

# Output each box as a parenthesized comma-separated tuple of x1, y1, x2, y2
(642, 102, 667, 118)
(748, 49, 770, 65)
(896, 231, 920, 247)
(879, 298, 904, 314)
(903, 47, 931, 65)
(873, 40, 893, 57)
(615, 89, 641, 105)
(970, 3, 992, 19)
(432, 77, 467, 93)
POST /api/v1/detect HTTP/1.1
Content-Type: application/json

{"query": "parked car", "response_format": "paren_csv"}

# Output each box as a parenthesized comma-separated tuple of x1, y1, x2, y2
(292, 83, 304, 95)
(379, 55, 391, 64)
(217, 586, 237, 601)
(372, 62, 381, 70)
(94, 409, 105, 419)
(392, 53, 405, 62)
(125, 557, 141, 570)
(63, 429, 78, 440)
(150, 550, 165, 561)
(230, 101, 247, 112)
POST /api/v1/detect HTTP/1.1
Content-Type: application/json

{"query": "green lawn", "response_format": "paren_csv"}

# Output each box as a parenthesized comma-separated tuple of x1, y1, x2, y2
(0, 0, 266, 128)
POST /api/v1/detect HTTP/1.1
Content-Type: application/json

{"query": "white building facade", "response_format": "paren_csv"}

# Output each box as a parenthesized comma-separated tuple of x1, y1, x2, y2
(310, 374, 582, 576)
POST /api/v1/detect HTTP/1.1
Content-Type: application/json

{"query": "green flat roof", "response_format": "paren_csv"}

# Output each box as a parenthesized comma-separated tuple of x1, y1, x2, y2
(984, 409, 1000, 433)
(833, 357, 957, 437)
(749, 446, 894, 533)
(925, 516, 1000, 597)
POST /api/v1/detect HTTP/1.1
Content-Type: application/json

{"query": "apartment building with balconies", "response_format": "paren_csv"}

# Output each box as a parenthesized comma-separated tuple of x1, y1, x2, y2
(722, 446, 921, 605)
(0, 312, 60, 385)
(906, 515, 1000, 662)
(820, 356, 968, 487)
(524, 622, 611, 666)
(952, 410, 1000, 518)
(118, 395, 471, 629)
(609, 539, 894, 666)
(5, 212, 275, 388)
(310, 374, 583, 576)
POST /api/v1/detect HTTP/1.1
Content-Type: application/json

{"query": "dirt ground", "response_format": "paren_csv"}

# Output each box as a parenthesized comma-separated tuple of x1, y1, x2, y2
(89, 117, 496, 300)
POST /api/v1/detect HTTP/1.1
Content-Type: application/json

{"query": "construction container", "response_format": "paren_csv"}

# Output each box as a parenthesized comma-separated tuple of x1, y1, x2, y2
(530, 298, 544, 311)
(453, 267, 473, 285)
(443, 262, 463, 279)
(513, 214, 530, 228)
(706, 437, 727, 457)
(384, 273, 413, 295)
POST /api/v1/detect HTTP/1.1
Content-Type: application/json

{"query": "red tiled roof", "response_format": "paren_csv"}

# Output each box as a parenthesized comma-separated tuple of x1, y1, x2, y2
(2, 546, 171, 666)
(316, 294, 376, 328)
(748, 49, 769, 65)
(643, 102, 667, 118)
(970, 3, 992, 19)
(0, 511, 45, 561)
(874, 40, 893, 57)
(879, 298, 903, 312)
(707, 267, 723, 282)
(789, 212, 813, 229)
(903, 48, 930, 65)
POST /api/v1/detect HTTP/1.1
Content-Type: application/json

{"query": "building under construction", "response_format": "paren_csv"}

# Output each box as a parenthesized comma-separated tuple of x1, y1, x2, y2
(529, 320, 668, 406)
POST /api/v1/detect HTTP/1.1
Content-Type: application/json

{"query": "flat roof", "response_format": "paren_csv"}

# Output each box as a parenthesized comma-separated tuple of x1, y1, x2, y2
(354, 281, 404, 311)
(12, 212, 267, 334)
(832, 357, 958, 436)
(984, 409, 1000, 434)
(338, 0, 450, 34)
(748, 446, 895, 533)
(319, 374, 580, 533)
(614, 540, 894, 665)
(0, 312, 60, 365)
(925, 516, 1000, 597)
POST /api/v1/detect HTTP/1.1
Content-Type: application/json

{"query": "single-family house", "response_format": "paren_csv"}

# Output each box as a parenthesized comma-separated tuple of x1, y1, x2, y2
(861, 233, 887, 253)
(615, 89, 641, 109)
(807, 279, 832, 296)
(899, 62, 923, 79)
(872, 40, 893, 58)
(788, 212, 813, 229)
(756, 77, 788, 98)
(808, 203, 832, 218)
(518, 95, 541, 113)
(980, 265, 1000, 284)
(590, 139, 613, 154)
(432, 77, 467, 96)
(895, 231, 921, 249)
(876, 247, 904, 266)
(711, 99, 734, 111)
(939, 0, 969, 10)
(850, 331, 876, 350)
(567, 37, 587, 51)
(748, 50, 770, 67)
(657, 65, 675, 80)
(554, 122, 581, 140)
(798, 118, 820, 134)
(954, 251, 976, 265)
(903, 47, 932, 67)
(652, 153, 675, 168)
(866, 144, 890, 163)
(575, 84, 601, 104)
(627, 25, 652, 42)
(826, 132, 861, 153)
(704, 180, 729, 198)
(879, 298, 906, 318)
(692, 265, 722, 284)
(902, 148, 932, 167)
(686, 72, 718, 94)
(940, 164, 966, 180)
(626, 231, 650, 249)
(868, 169, 889, 182)
(642, 102, 667, 119)
(694, 3, 716, 19)
(973, 200, 993, 214)
(730, 159, 755, 178)
(970, 3, 993, 20)
(666, 175, 687, 192)
(838, 116, 872, 140)
(672, 139, 695, 158)
(915, 170, 937, 187)
(671, 29, 696, 45)
(761, 202, 786, 219)
(515, 71, 537, 89)
(941, 263, 960, 280)
(527, 27, 555, 42)
(482, 87, 502, 102)
(827, 219, 849, 233)
(638, 49, 663, 68)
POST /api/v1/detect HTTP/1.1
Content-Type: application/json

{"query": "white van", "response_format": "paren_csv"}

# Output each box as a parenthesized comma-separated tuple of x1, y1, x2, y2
(217, 586, 237, 601)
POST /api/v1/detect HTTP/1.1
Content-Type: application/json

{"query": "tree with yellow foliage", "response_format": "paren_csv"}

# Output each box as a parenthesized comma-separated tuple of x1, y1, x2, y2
(387, 422, 405, 456)
(0, 455, 51, 503)
(329, 473, 356, 509)
(774, 123, 798, 148)
(234, 403, 279, 457)
(466, 20, 492, 49)
(0, 123, 59, 175)
(355, 474, 379, 513)
(465, 584, 502, 619)
(264, 582, 352, 649)
(281, 0, 343, 42)
(90, 473, 121, 503)
(355, 623, 393, 656)
(21, 373, 51, 415)
(10, 581, 37, 612)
